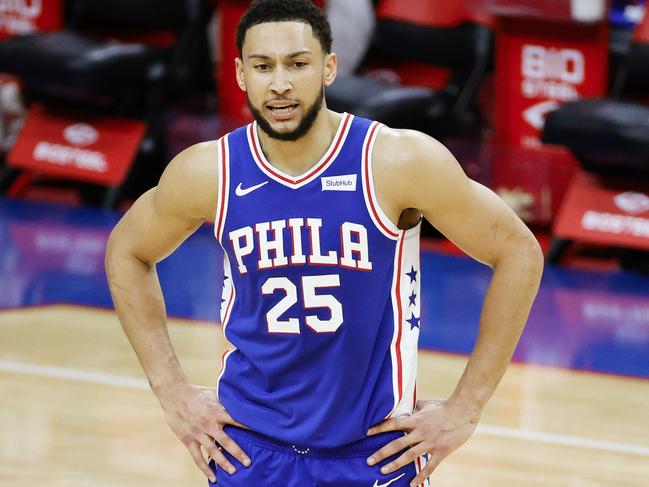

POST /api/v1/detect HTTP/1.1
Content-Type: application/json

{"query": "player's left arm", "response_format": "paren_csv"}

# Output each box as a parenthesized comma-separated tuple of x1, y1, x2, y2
(366, 128, 544, 485)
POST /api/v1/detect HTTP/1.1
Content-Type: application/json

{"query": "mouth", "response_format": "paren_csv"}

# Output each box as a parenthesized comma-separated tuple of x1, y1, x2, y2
(266, 102, 300, 121)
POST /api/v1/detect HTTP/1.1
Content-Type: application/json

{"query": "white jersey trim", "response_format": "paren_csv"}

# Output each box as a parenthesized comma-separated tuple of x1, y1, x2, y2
(216, 348, 236, 401)
(216, 252, 237, 400)
(214, 134, 236, 401)
(361, 121, 400, 240)
(387, 230, 405, 418)
(386, 222, 421, 420)
(220, 252, 236, 330)
(214, 135, 230, 243)
(247, 113, 353, 189)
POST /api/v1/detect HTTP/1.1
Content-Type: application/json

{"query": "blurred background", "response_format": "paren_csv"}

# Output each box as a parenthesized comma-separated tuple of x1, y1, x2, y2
(0, 1, 648, 486)
(1, 0, 649, 270)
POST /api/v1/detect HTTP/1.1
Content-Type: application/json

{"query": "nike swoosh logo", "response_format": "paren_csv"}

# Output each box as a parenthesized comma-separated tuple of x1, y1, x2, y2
(235, 181, 268, 196)
(373, 473, 405, 487)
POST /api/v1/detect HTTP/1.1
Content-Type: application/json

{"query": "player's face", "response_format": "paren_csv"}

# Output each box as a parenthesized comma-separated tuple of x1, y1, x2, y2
(236, 21, 337, 141)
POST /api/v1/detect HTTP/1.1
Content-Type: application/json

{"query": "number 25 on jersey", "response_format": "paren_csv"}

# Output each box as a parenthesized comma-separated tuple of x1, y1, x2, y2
(262, 274, 343, 334)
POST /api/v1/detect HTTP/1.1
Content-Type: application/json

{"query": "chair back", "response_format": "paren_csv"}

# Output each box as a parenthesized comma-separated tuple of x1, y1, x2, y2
(614, 10, 649, 99)
(373, 0, 492, 71)
(66, 0, 189, 32)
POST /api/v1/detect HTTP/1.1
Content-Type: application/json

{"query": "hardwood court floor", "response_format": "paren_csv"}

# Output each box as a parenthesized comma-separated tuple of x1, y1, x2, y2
(1, 305, 648, 486)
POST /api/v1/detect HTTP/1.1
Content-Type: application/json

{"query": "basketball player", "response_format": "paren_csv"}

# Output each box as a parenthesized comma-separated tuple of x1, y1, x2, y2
(105, 1, 543, 485)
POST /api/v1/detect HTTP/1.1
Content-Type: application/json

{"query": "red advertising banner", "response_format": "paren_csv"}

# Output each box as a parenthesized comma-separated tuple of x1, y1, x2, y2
(487, 142, 576, 223)
(8, 104, 146, 186)
(490, 13, 609, 224)
(494, 18, 609, 149)
(0, 0, 64, 40)
(554, 171, 649, 250)
(216, 0, 250, 122)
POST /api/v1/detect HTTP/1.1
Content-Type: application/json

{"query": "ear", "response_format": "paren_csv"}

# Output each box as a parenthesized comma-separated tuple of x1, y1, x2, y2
(235, 57, 247, 92)
(323, 52, 337, 87)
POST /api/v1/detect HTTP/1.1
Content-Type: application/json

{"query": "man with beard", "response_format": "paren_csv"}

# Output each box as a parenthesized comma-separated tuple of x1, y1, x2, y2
(105, 1, 543, 486)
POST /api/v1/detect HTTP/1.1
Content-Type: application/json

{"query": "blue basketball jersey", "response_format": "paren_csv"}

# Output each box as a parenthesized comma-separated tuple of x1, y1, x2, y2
(214, 113, 421, 448)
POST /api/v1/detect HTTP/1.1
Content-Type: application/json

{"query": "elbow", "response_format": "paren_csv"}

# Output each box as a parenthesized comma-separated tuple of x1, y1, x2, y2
(494, 232, 544, 282)
(104, 229, 119, 282)
(519, 234, 544, 283)
(104, 227, 152, 284)
(529, 236, 545, 278)
(104, 227, 132, 282)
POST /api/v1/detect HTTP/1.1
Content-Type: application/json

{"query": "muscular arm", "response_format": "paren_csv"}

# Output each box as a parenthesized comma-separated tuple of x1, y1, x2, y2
(105, 141, 250, 481)
(368, 128, 544, 483)
(105, 142, 217, 393)
(375, 127, 543, 411)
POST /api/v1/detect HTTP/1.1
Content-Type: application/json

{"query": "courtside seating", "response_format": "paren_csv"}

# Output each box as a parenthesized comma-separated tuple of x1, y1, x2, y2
(0, 0, 213, 206)
(326, 0, 493, 138)
(541, 11, 649, 268)
(542, 11, 649, 178)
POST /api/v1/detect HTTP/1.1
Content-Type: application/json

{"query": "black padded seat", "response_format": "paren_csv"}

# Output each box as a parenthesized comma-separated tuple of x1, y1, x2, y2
(326, 18, 491, 137)
(66, 0, 186, 32)
(0, 0, 213, 208)
(0, 31, 169, 96)
(542, 99, 649, 176)
(327, 75, 478, 136)
(373, 21, 491, 72)
(624, 43, 649, 95)
(326, 76, 440, 132)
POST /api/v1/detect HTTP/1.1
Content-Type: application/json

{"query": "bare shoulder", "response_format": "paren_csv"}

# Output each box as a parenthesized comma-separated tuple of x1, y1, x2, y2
(372, 126, 469, 213)
(373, 126, 540, 267)
(155, 140, 220, 221)
(373, 126, 439, 163)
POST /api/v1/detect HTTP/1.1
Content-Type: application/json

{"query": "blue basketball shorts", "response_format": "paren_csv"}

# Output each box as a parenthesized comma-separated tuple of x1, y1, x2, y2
(208, 425, 432, 486)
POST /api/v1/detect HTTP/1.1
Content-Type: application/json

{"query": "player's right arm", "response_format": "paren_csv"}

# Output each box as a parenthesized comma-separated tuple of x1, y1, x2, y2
(105, 141, 251, 482)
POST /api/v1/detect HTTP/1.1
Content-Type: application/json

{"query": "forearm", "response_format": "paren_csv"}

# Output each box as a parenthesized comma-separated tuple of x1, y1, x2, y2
(449, 241, 543, 414)
(105, 245, 189, 396)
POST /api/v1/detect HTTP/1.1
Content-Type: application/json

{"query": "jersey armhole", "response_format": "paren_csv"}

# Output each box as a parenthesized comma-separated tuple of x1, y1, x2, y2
(361, 122, 401, 240)
(213, 134, 231, 244)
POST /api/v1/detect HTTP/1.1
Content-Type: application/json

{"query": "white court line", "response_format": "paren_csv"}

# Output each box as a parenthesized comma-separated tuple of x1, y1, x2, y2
(0, 358, 149, 390)
(1, 358, 649, 457)
(476, 424, 649, 457)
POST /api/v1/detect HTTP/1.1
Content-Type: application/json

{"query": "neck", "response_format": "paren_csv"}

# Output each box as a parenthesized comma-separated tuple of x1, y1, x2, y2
(256, 108, 342, 177)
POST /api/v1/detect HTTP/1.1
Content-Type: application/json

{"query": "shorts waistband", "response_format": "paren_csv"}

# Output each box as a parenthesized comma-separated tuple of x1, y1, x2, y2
(223, 425, 404, 458)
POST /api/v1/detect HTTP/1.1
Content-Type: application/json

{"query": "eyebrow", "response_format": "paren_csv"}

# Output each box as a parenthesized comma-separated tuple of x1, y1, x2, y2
(247, 50, 312, 60)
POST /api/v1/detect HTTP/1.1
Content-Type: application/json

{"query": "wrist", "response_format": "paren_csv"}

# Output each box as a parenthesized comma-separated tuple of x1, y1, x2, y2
(447, 390, 484, 422)
(145, 351, 190, 396)
(150, 374, 190, 401)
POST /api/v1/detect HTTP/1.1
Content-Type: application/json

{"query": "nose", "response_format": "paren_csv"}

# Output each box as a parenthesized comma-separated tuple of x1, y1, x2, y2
(270, 65, 292, 95)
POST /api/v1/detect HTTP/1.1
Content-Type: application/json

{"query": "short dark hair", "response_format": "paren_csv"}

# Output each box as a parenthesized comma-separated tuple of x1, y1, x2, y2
(236, 0, 333, 55)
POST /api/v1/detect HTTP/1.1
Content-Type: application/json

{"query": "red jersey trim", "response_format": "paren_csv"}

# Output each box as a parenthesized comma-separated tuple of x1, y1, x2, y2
(247, 113, 353, 189)
(361, 122, 400, 240)
(214, 135, 230, 242)
(394, 231, 405, 401)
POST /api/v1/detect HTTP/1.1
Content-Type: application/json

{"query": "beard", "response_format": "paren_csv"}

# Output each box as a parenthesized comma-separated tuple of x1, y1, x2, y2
(247, 86, 325, 142)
